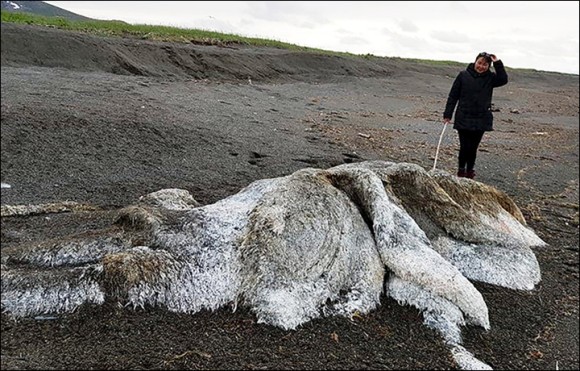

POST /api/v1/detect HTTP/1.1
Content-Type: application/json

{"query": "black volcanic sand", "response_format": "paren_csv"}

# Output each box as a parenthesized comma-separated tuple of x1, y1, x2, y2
(1, 22, 578, 370)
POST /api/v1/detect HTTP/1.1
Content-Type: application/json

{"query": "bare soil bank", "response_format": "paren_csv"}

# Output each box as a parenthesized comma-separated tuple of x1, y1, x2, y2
(1, 22, 578, 370)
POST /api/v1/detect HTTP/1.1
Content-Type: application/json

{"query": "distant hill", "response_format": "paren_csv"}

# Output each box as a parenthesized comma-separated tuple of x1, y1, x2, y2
(1, 0, 91, 21)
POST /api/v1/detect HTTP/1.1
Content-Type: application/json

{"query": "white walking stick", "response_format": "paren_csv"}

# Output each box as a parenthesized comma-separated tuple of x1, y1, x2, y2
(432, 122, 448, 171)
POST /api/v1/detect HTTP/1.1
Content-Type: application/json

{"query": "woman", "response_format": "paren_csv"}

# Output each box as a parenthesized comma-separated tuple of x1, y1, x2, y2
(443, 52, 508, 179)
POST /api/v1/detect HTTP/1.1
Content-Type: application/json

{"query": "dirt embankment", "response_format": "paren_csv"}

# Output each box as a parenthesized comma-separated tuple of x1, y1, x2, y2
(1, 22, 396, 82)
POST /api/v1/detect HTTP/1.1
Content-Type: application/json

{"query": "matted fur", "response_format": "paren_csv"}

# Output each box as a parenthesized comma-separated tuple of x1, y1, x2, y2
(1, 161, 544, 370)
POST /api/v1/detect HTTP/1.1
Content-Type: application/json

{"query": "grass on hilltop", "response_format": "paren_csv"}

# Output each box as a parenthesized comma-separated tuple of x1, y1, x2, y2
(1, 11, 323, 50)
(0, 10, 473, 69)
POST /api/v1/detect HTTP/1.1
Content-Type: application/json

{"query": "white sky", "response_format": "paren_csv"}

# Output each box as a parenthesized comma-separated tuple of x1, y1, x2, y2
(45, 1, 579, 75)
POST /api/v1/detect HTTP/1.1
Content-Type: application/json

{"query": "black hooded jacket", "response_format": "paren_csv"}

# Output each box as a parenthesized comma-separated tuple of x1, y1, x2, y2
(443, 60, 508, 131)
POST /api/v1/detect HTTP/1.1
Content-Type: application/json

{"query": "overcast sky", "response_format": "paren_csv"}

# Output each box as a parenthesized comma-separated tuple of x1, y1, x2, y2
(45, 1, 579, 75)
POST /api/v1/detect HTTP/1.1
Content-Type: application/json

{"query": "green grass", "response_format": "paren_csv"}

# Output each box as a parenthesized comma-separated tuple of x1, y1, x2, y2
(1, 10, 549, 73)
(1, 10, 327, 52)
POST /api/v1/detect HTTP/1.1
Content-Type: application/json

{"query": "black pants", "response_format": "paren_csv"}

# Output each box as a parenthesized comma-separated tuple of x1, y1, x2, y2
(457, 129, 485, 171)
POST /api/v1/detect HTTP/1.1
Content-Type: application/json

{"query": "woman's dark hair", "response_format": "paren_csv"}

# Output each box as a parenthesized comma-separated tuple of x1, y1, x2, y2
(476, 52, 492, 64)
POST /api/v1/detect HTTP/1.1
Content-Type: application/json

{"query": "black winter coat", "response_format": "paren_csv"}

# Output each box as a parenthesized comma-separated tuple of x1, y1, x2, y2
(443, 60, 508, 131)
